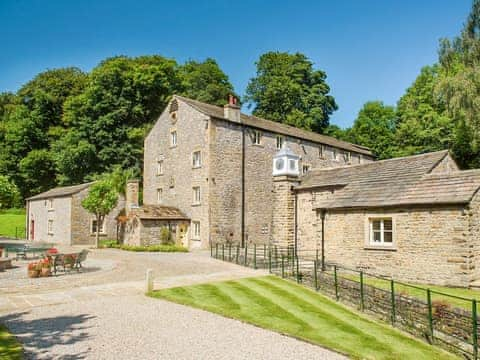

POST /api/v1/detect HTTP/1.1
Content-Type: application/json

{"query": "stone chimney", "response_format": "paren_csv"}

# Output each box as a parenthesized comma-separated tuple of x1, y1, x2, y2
(224, 94, 241, 123)
(126, 179, 140, 215)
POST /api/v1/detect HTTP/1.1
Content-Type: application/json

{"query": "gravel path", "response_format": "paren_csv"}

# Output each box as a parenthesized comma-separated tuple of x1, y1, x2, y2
(2, 295, 345, 360)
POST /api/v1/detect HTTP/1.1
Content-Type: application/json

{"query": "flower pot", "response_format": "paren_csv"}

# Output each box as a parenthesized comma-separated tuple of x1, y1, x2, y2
(28, 270, 40, 278)
(41, 268, 51, 277)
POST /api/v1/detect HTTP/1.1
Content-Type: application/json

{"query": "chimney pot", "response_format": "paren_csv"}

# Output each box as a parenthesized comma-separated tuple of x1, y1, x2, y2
(224, 94, 240, 122)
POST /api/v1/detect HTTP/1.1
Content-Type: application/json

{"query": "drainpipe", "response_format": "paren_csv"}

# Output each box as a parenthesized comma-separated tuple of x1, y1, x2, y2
(320, 209, 327, 271)
(241, 125, 246, 248)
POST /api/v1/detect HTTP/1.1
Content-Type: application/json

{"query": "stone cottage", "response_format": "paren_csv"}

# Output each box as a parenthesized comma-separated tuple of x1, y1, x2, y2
(26, 182, 125, 245)
(271, 149, 480, 287)
(140, 95, 374, 248)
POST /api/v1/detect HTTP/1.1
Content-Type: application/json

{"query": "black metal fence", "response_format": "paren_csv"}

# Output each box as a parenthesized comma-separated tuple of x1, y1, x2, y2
(211, 242, 479, 359)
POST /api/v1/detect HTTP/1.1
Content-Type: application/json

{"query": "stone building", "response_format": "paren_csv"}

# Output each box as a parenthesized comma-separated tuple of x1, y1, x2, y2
(26, 182, 125, 245)
(272, 149, 480, 287)
(141, 95, 374, 248)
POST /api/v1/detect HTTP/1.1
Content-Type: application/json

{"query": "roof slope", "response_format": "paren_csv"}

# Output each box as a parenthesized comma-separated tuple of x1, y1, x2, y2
(297, 151, 480, 209)
(174, 95, 373, 156)
(130, 205, 189, 220)
(27, 182, 94, 201)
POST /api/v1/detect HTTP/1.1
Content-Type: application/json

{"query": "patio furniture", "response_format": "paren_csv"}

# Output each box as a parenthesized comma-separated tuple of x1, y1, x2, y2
(0, 259, 12, 271)
(74, 250, 89, 271)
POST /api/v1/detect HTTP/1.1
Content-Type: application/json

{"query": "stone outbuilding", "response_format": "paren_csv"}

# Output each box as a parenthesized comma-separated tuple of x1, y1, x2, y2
(26, 182, 125, 246)
(272, 149, 480, 287)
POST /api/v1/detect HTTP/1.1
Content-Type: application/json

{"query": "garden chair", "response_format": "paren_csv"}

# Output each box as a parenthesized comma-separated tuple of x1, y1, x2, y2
(74, 250, 89, 272)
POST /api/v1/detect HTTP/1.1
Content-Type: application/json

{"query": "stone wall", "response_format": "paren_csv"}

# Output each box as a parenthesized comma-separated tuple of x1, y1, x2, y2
(143, 100, 210, 248)
(70, 188, 125, 245)
(27, 197, 71, 245)
(430, 153, 459, 173)
(468, 191, 480, 282)
(271, 176, 299, 248)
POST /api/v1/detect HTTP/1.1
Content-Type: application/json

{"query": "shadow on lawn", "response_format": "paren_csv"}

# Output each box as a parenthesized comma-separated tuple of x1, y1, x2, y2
(1, 311, 95, 359)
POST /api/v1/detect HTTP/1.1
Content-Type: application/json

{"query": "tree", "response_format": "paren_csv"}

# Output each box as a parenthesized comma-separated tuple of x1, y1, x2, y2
(348, 101, 397, 159)
(0, 175, 21, 209)
(179, 58, 236, 106)
(245, 51, 337, 133)
(81, 179, 119, 248)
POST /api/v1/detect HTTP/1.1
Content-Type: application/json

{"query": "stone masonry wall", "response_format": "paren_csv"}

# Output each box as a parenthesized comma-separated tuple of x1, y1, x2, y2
(143, 100, 210, 248)
(70, 188, 125, 245)
(271, 176, 299, 248)
(468, 191, 480, 282)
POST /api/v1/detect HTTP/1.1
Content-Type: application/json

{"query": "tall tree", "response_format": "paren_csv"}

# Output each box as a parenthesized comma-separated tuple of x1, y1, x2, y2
(244, 51, 337, 133)
(179, 58, 236, 106)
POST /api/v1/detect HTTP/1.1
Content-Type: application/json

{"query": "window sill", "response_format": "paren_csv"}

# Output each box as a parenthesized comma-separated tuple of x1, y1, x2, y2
(170, 145, 177, 149)
(90, 233, 107, 237)
(156, 173, 164, 176)
(191, 238, 201, 241)
(192, 166, 202, 170)
(252, 144, 263, 148)
(192, 203, 201, 207)
(48, 209, 54, 212)
(364, 245, 397, 252)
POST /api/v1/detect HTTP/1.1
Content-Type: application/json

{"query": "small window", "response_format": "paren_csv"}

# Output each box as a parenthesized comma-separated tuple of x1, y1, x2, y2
(91, 219, 106, 234)
(193, 221, 200, 239)
(344, 151, 351, 163)
(369, 218, 393, 246)
(319, 145, 325, 159)
(253, 130, 262, 145)
(47, 219, 54, 234)
(302, 164, 311, 175)
(156, 160, 164, 176)
(332, 149, 337, 160)
(358, 155, 362, 164)
(193, 186, 201, 205)
(192, 151, 201, 168)
(157, 188, 163, 204)
(276, 135, 284, 149)
(48, 199, 54, 210)
(170, 130, 177, 147)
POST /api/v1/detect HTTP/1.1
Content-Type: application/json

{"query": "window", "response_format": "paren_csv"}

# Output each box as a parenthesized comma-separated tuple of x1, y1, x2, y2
(170, 130, 177, 147)
(157, 188, 163, 204)
(48, 199, 54, 210)
(302, 164, 311, 175)
(192, 151, 201, 168)
(344, 151, 351, 163)
(276, 135, 284, 149)
(319, 145, 325, 159)
(193, 221, 200, 239)
(369, 218, 393, 246)
(253, 130, 262, 145)
(156, 160, 164, 176)
(47, 220, 54, 234)
(332, 149, 337, 160)
(193, 186, 201, 205)
(91, 219, 106, 234)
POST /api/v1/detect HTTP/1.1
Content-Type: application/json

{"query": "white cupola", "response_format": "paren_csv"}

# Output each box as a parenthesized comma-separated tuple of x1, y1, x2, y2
(273, 146, 300, 177)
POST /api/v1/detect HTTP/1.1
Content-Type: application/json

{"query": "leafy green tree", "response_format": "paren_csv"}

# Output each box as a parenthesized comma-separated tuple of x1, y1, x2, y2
(18, 149, 56, 198)
(179, 58, 236, 106)
(348, 101, 397, 159)
(81, 179, 119, 247)
(0, 175, 21, 209)
(245, 51, 337, 133)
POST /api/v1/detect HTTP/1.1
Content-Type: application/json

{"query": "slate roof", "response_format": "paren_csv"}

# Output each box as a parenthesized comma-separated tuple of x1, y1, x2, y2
(175, 95, 373, 156)
(130, 204, 189, 220)
(297, 151, 480, 209)
(26, 182, 94, 201)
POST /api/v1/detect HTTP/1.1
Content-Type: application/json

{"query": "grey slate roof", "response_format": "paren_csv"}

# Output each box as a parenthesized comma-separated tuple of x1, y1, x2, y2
(130, 205, 189, 220)
(297, 151, 480, 209)
(26, 182, 94, 201)
(175, 95, 373, 156)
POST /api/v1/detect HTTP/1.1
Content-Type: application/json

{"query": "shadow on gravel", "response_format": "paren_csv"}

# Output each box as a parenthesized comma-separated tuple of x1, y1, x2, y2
(1, 311, 95, 359)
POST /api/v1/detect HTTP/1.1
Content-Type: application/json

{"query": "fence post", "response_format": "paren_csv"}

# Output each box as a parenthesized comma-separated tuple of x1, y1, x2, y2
(244, 244, 248, 266)
(281, 255, 285, 278)
(473, 299, 478, 360)
(427, 289, 434, 343)
(222, 244, 225, 261)
(313, 260, 318, 290)
(253, 244, 257, 269)
(390, 279, 396, 325)
(334, 265, 339, 301)
(215, 243, 218, 259)
(236, 245, 239, 264)
(360, 272, 365, 311)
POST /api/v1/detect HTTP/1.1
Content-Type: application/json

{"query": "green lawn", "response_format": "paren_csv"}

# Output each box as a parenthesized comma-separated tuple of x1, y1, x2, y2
(0, 325, 22, 360)
(149, 276, 458, 360)
(0, 209, 26, 239)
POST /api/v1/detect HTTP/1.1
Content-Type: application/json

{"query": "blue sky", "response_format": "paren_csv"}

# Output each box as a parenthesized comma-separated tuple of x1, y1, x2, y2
(0, 0, 472, 128)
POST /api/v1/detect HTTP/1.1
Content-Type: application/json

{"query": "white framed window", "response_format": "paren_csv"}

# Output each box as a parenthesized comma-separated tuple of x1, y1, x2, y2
(91, 218, 106, 234)
(344, 151, 351, 163)
(48, 199, 54, 210)
(170, 130, 177, 147)
(302, 164, 311, 175)
(157, 188, 163, 204)
(156, 159, 164, 176)
(369, 218, 393, 246)
(192, 221, 200, 239)
(193, 186, 201, 205)
(253, 130, 262, 145)
(276, 135, 284, 149)
(192, 151, 201, 168)
(47, 219, 54, 234)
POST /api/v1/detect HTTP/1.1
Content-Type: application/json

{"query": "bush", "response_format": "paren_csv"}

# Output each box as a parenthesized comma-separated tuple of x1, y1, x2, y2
(98, 240, 187, 252)
(99, 239, 119, 248)
(160, 227, 173, 245)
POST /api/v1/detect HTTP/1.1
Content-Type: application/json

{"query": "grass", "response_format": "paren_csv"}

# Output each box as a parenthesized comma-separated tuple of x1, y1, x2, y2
(337, 272, 480, 311)
(0, 209, 26, 238)
(99, 239, 188, 252)
(148, 276, 458, 360)
(0, 325, 22, 360)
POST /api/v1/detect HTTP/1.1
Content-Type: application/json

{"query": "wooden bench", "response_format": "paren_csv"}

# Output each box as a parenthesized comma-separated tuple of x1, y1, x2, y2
(0, 259, 12, 271)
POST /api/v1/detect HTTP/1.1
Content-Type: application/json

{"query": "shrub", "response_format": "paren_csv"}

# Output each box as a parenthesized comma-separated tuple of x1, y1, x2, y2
(160, 227, 173, 245)
(99, 239, 120, 248)
(119, 244, 188, 252)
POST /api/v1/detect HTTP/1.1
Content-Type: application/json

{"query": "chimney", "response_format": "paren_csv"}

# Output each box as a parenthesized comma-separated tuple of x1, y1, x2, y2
(224, 94, 241, 123)
(126, 179, 140, 215)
